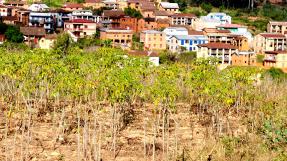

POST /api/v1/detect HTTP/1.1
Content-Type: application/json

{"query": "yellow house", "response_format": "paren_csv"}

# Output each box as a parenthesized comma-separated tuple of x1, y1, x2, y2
(253, 33, 286, 54)
(140, 30, 166, 51)
(100, 28, 133, 49)
(230, 36, 250, 51)
(39, 34, 57, 49)
(264, 51, 287, 68)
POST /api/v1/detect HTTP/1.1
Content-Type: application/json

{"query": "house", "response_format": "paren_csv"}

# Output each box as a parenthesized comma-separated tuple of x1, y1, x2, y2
(264, 51, 287, 68)
(84, 0, 104, 9)
(127, 0, 144, 10)
(156, 19, 170, 29)
(169, 35, 208, 53)
(195, 12, 231, 30)
(102, 10, 125, 28)
(28, 3, 49, 12)
(64, 19, 97, 38)
(62, 3, 83, 11)
(14, 8, 30, 26)
(39, 34, 57, 49)
(171, 13, 197, 28)
(140, 30, 166, 51)
(253, 33, 286, 54)
(267, 21, 287, 35)
(118, 0, 128, 10)
(197, 43, 238, 64)
(230, 35, 250, 51)
(29, 12, 60, 33)
(4, 1, 28, 9)
(159, 2, 179, 13)
(154, 10, 171, 20)
(100, 28, 133, 49)
(128, 50, 160, 66)
(163, 27, 188, 39)
(217, 24, 252, 42)
(140, 2, 156, 17)
(137, 18, 158, 32)
(119, 16, 138, 32)
(103, 0, 119, 9)
(72, 10, 100, 23)
(20, 26, 46, 47)
(163, 27, 189, 46)
(0, 5, 12, 16)
(231, 51, 256, 66)
(2, 16, 18, 24)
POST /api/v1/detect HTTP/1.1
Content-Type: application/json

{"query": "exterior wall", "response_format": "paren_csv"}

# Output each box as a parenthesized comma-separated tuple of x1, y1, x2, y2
(267, 23, 287, 34)
(137, 19, 157, 32)
(119, 17, 138, 32)
(141, 11, 155, 18)
(100, 30, 133, 48)
(254, 35, 286, 54)
(39, 38, 55, 49)
(158, 6, 179, 13)
(264, 53, 287, 68)
(231, 38, 249, 51)
(140, 31, 166, 50)
(0, 7, 11, 16)
(231, 54, 256, 66)
(171, 17, 195, 27)
(197, 47, 238, 64)
(169, 36, 208, 53)
(65, 22, 97, 38)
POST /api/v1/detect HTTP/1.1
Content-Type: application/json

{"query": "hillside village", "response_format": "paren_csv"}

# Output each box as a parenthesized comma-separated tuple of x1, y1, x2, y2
(0, 0, 287, 69)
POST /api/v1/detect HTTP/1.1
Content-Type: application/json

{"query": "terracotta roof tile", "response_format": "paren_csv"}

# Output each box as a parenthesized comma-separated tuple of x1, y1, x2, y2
(66, 19, 95, 23)
(260, 33, 286, 38)
(103, 10, 125, 18)
(20, 27, 45, 36)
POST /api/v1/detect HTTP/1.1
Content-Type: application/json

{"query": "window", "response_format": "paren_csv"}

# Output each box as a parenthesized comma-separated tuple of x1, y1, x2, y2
(194, 40, 197, 44)
(190, 40, 193, 45)
(84, 25, 88, 28)
(84, 32, 86, 35)
(185, 40, 188, 43)
(181, 40, 184, 45)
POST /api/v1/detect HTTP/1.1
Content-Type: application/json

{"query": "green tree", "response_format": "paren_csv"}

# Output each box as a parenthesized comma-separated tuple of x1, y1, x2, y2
(4, 26, 23, 43)
(124, 7, 143, 19)
(52, 33, 72, 56)
(200, 2, 213, 13)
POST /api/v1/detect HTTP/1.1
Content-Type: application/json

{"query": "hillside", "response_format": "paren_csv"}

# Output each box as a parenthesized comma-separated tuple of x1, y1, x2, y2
(0, 47, 286, 160)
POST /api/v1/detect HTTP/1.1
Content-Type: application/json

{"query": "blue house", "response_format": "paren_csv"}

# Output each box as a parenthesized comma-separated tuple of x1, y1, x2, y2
(169, 35, 208, 53)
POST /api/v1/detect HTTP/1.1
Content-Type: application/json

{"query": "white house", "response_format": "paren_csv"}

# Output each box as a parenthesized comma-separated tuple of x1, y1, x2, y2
(163, 27, 189, 47)
(195, 12, 232, 30)
(28, 3, 49, 12)
(159, 2, 179, 13)
(169, 35, 208, 53)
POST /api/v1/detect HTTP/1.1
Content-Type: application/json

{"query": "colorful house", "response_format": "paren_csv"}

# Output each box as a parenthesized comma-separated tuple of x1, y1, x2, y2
(231, 51, 256, 66)
(267, 21, 287, 35)
(100, 28, 133, 49)
(169, 35, 208, 53)
(39, 34, 57, 49)
(264, 51, 287, 68)
(253, 33, 287, 54)
(140, 30, 166, 51)
(64, 19, 97, 38)
(217, 24, 252, 42)
(171, 13, 197, 28)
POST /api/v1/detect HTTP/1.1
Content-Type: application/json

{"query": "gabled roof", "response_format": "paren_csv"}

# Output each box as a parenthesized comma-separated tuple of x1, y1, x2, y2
(2, 16, 18, 21)
(141, 2, 156, 11)
(20, 27, 45, 36)
(188, 30, 204, 36)
(260, 33, 286, 38)
(160, 2, 179, 9)
(66, 19, 95, 23)
(172, 35, 207, 40)
(198, 43, 238, 49)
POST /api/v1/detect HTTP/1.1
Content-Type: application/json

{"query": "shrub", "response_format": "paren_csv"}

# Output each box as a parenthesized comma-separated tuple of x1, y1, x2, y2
(200, 3, 213, 13)
(256, 54, 265, 63)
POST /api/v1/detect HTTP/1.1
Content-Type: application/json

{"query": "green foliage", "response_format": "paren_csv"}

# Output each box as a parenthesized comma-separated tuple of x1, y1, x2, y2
(262, 3, 287, 21)
(168, 0, 187, 11)
(256, 54, 264, 63)
(75, 37, 101, 49)
(4, 26, 23, 43)
(265, 67, 287, 80)
(0, 23, 8, 34)
(200, 2, 213, 13)
(52, 33, 73, 56)
(177, 52, 197, 64)
(262, 120, 287, 150)
(159, 51, 178, 64)
(124, 7, 143, 19)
